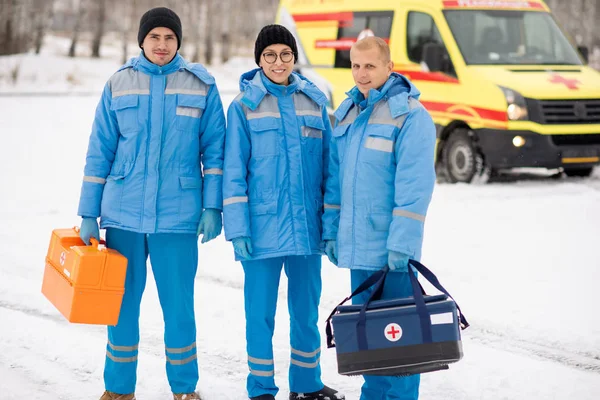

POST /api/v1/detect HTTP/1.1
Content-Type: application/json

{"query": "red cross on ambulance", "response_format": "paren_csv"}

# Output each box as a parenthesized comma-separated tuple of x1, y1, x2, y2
(384, 323, 403, 342)
(548, 74, 581, 90)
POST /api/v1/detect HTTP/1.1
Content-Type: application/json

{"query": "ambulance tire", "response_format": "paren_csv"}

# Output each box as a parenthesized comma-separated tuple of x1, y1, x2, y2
(443, 129, 485, 183)
(563, 167, 594, 177)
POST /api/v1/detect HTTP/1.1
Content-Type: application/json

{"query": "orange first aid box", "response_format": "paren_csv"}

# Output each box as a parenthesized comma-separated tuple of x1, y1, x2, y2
(42, 228, 128, 325)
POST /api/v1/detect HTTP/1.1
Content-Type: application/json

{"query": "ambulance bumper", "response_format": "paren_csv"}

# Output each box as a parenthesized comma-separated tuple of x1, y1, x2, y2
(474, 129, 600, 169)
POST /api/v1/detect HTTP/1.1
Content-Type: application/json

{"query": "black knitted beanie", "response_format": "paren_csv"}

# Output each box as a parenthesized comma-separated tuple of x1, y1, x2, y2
(138, 7, 182, 50)
(254, 24, 298, 65)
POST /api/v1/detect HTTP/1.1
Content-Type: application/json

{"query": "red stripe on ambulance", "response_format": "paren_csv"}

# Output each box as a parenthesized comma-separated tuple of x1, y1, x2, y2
(316, 37, 389, 50)
(420, 100, 508, 122)
(395, 69, 460, 84)
(292, 12, 354, 27)
(442, 0, 545, 9)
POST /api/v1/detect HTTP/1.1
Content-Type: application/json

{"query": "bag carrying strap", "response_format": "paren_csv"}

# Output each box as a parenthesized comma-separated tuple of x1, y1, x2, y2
(356, 266, 389, 350)
(407, 264, 433, 345)
(326, 260, 469, 350)
(325, 266, 388, 348)
(408, 259, 469, 330)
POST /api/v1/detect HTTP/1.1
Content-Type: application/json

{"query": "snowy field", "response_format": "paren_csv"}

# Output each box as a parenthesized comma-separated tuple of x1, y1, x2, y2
(1, 40, 600, 399)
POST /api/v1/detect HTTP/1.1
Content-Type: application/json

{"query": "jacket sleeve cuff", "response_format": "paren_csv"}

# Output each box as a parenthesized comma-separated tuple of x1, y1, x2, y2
(202, 174, 223, 210)
(77, 181, 104, 218)
(322, 208, 340, 241)
(223, 201, 250, 240)
(386, 218, 424, 258)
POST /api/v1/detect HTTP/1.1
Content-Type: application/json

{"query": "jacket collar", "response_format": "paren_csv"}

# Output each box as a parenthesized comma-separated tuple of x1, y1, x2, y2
(260, 70, 300, 98)
(339, 73, 422, 120)
(134, 51, 183, 75)
(346, 74, 397, 108)
(239, 68, 326, 110)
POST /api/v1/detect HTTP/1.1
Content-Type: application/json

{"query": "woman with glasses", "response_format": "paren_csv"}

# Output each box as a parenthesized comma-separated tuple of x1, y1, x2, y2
(222, 24, 344, 400)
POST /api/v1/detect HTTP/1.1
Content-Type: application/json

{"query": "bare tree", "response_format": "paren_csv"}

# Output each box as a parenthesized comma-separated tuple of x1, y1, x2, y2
(204, 0, 215, 65)
(188, 0, 203, 63)
(0, 0, 31, 56)
(583, 0, 596, 50)
(119, 0, 138, 64)
(91, 0, 107, 58)
(221, 0, 234, 63)
(69, 0, 86, 58)
(0, 1, 15, 55)
(32, 0, 56, 54)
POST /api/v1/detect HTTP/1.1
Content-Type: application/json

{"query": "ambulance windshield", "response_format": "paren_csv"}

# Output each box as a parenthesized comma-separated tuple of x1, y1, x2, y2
(443, 10, 583, 65)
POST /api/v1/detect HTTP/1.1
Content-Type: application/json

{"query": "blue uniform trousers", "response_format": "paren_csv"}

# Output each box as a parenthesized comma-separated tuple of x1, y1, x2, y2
(242, 255, 323, 398)
(104, 228, 199, 394)
(351, 270, 421, 400)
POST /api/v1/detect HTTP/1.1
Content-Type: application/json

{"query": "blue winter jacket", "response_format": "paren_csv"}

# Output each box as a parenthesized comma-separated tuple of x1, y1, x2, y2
(77, 52, 225, 234)
(322, 73, 436, 270)
(223, 69, 332, 260)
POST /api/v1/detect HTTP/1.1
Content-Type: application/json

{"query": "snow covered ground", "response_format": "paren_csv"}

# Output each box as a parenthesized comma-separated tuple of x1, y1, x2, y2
(1, 38, 600, 399)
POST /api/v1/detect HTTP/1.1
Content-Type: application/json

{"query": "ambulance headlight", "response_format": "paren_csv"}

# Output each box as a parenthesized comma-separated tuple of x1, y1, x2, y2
(499, 86, 529, 121)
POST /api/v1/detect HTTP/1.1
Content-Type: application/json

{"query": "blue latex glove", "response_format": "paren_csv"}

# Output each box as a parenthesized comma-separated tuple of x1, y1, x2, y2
(197, 208, 222, 243)
(388, 251, 410, 272)
(324, 240, 338, 265)
(232, 237, 253, 259)
(79, 217, 100, 245)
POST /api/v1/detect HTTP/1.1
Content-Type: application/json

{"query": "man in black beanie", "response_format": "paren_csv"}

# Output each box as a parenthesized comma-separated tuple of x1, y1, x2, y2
(138, 6, 182, 66)
(78, 6, 225, 400)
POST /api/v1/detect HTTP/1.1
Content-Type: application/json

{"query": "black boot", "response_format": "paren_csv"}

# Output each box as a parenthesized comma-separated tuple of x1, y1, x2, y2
(250, 395, 276, 400)
(289, 385, 345, 400)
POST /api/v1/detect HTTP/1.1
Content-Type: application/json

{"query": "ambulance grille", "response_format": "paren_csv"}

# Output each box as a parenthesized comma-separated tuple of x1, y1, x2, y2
(550, 134, 600, 146)
(526, 98, 600, 124)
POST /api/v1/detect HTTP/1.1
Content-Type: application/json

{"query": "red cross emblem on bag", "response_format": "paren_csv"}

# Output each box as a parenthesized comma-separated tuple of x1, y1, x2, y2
(384, 323, 403, 342)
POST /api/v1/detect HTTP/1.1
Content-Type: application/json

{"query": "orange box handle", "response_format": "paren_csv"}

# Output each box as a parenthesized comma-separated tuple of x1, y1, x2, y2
(72, 226, 106, 250)
(89, 237, 107, 250)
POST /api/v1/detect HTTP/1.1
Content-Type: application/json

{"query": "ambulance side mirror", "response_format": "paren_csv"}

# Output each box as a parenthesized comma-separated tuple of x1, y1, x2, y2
(577, 46, 589, 63)
(422, 42, 445, 72)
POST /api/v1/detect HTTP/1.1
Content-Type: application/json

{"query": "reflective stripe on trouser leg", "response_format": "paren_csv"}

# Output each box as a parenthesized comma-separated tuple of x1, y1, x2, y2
(351, 270, 420, 400)
(285, 255, 323, 393)
(148, 233, 199, 394)
(104, 228, 149, 394)
(242, 257, 285, 398)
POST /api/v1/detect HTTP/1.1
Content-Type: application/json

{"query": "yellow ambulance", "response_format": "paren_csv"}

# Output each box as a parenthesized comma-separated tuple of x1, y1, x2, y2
(277, 0, 600, 182)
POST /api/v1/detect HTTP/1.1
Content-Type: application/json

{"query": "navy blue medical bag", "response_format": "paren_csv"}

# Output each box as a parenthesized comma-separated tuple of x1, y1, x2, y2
(325, 260, 469, 376)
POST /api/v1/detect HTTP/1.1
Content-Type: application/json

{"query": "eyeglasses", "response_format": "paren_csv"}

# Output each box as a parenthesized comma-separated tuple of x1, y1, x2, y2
(262, 51, 294, 64)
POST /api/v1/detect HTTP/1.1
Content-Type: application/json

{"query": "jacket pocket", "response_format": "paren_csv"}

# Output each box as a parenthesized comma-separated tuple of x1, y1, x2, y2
(369, 213, 392, 232)
(179, 176, 203, 225)
(363, 125, 396, 166)
(249, 117, 280, 158)
(368, 212, 392, 253)
(176, 94, 205, 133)
(249, 197, 278, 251)
(332, 123, 350, 163)
(301, 116, 325, 156)
(109, 161, 134, 179)
(110, 95, 139, 135)
(101, 174, 126, 223)
(301, 116, 325, 190)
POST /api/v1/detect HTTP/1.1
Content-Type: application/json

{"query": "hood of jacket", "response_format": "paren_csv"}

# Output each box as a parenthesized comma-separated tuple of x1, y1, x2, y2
(238, 68, 327, 110)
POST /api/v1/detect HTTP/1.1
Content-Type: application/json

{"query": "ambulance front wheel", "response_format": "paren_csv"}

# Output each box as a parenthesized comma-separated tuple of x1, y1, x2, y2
(443, 129, 487, 183)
